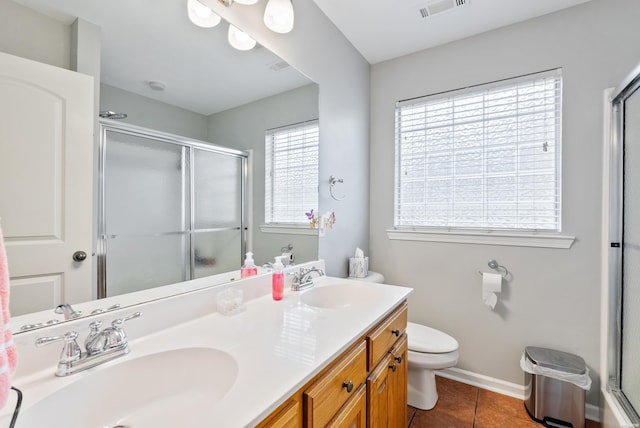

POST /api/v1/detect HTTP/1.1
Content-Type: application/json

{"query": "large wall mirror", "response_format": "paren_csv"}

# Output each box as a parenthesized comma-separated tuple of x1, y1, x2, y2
(4, 0, 319, 328)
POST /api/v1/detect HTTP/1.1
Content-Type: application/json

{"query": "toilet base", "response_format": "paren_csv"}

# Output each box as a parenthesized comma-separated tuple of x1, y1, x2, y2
(408, 366, 438, 410)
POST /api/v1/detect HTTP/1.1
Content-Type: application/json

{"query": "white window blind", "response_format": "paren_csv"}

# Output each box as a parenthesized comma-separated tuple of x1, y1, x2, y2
(395, 69, 562, 231)
(265, 120, 319, 224)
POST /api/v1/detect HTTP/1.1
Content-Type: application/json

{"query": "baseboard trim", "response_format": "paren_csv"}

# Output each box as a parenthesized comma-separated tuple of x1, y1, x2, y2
(437, 367, 600, 423)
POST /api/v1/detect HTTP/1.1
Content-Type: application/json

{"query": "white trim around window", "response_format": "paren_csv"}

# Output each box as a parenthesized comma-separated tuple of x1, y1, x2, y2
(386, 228, 575, 248)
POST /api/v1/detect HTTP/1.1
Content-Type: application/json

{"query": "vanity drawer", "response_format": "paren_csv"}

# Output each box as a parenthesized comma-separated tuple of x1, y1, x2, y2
(366, 302, 408, 371)
(304, 340, 367, 427)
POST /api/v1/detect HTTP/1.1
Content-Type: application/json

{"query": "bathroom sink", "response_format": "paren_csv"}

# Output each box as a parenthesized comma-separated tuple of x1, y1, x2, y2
(300, 283, 381, 309)
(18, 347, 238, 428)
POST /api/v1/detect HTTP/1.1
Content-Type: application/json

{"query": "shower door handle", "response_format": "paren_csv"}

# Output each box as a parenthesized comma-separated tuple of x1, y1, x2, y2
(72, 251, 87, 262)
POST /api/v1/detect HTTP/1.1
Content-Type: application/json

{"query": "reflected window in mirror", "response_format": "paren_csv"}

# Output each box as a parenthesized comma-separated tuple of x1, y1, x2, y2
(265, 120, 319, 225)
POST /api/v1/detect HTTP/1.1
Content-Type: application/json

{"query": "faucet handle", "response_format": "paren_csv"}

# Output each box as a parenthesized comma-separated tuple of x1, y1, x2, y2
(111, 311, 141, 329)
(54, 303, 83, 320)
(35, 331, 81, 364)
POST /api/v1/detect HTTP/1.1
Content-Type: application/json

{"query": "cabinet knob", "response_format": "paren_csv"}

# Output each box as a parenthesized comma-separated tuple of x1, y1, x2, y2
(391, 329, 400, 337)
(388, 364, 397, 372)
(342, 380, 354, 393)
(394, 355, 403, 364)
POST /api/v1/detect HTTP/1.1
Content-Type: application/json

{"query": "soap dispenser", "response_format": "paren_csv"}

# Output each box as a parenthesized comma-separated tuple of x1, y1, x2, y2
(272, 256, 285, 301)
(240, 252, 258, 278)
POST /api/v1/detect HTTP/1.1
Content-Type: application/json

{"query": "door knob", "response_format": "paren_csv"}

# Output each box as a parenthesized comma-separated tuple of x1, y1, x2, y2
(72, 251, 87, 262)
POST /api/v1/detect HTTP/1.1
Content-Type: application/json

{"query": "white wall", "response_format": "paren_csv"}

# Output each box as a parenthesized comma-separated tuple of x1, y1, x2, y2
(0, 0, 70, 69)
(100, 84, 209, 141)
(207, 84, 319, 266)
(370, 0, 640, 406)
(205, 0, 371, 277)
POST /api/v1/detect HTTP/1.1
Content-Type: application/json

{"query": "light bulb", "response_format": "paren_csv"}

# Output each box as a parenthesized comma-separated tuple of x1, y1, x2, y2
(228, 24, 257, 51)
(187, 0, 221, 28)
(264, 0, 294, 34)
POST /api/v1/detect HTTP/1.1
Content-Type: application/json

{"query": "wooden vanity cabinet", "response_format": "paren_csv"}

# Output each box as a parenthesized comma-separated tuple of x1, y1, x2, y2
(366, 304, 408, 428)
(258, 301, 408, 428)
(304, 341, 367, 427)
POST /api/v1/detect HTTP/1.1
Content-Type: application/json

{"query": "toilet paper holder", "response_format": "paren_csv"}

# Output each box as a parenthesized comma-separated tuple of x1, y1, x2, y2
(478, 259, 509, 279)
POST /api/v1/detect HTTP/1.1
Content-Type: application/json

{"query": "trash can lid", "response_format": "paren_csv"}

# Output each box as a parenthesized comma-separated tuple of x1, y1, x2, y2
(525, 346, 586, 374)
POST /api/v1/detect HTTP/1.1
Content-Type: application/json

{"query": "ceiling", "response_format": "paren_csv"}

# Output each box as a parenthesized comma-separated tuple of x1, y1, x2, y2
(13, 0, 312, 116)
(312, 0, 594, 64)
(12, 0, 594, 114)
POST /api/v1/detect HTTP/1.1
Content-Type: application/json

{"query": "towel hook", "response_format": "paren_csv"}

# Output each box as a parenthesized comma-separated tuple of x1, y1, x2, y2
(329, 175, 346, 201)
(478, 259, 509, 279)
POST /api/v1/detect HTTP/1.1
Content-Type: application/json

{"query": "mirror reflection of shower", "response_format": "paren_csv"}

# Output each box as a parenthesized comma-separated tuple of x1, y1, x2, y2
(99, 110, 128, 120)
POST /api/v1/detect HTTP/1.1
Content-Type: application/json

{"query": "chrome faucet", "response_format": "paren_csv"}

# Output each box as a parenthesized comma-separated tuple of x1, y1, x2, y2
(54, 303, 83, 320)
(291, 267, 325, 291)
(36, 312, 141, 376)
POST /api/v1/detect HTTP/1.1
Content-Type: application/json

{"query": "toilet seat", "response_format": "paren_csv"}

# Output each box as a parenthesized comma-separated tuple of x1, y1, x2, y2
(407, 322, 458, 354)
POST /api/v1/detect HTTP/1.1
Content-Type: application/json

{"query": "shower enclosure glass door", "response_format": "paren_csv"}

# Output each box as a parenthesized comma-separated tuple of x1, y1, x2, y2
(98, 122, 247, 298)
(610, 65, 640, 425)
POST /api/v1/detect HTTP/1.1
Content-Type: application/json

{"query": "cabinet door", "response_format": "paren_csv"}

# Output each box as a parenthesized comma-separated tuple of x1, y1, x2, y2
(388, 335, 408, 428)
(257, 398, 300, 428)
(367, 353, 391, 427)
(328, 384, 366, 428)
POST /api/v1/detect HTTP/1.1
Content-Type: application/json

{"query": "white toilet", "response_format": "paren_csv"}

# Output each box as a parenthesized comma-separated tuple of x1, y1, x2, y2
(406, 322, 459, 410)
(349, 271, 459, 410)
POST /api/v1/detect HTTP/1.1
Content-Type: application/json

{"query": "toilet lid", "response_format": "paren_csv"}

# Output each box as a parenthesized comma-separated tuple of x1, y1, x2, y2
(407, 322, 459, 353)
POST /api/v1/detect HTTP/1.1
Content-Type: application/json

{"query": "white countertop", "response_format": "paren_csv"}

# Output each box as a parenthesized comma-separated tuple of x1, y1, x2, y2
(1, 267, 412, 427)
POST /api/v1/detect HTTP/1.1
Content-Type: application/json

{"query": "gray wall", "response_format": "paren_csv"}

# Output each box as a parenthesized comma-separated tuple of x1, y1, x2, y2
(207, 84, 319, 267)
(100, 84, 209, 141)
(369, 0, 640, 405)
(0, 0, 70, 69)
(207, 0, 371, 277)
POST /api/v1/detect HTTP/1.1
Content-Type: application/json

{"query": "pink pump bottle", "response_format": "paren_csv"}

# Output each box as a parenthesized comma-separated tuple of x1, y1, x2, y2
(240, 252, 258, 278)
(271, 256, 284, 300)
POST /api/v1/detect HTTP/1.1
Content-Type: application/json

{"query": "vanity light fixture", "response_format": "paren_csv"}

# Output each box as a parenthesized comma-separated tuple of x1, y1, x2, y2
(264, 0, 294, 34)
(187, 0, 294, 51)
(187, 0, 222, 28)
(228, 24, 257, 51)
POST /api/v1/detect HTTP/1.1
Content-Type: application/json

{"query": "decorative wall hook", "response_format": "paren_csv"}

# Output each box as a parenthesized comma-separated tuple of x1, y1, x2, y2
(329, 175, 346, 201)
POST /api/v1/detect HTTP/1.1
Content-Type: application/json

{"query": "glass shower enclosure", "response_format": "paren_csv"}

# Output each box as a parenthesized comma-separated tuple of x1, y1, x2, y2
(97, 121, 248, 298)
(609, 64, 640, 425)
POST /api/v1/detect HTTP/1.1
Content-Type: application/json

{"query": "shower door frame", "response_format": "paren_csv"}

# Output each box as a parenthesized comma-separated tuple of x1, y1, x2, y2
(97, 120, 249, 298)
(608, 62, 640, 426)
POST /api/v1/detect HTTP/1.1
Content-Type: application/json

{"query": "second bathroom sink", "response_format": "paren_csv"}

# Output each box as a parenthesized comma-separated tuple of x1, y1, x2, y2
(300, 282, 381, 309)
(17, 347, 238, 428)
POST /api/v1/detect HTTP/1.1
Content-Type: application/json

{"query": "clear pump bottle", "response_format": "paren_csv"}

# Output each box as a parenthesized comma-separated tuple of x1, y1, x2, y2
(271, 256, 284, 300)
(240, 252, 258, 278)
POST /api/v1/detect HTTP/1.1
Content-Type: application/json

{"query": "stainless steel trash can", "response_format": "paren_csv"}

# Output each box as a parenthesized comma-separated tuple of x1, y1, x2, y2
(523, 346, 586, 428)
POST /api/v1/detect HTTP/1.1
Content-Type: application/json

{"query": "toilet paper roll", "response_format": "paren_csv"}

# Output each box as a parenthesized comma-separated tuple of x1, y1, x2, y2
(482, 272, 502, 310)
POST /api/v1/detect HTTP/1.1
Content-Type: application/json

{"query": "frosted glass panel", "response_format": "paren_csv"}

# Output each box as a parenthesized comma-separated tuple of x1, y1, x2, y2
(193, 230, 242, 278)
(194, 149, 242, 229)
(622, 86, 640, 414)
(106, 234, 187, 297)
(105, 131, 186, 235)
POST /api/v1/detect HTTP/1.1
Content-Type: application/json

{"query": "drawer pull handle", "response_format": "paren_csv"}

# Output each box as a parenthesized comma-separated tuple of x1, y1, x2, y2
(389, 364, 397, 372)
(394, 355, 403, 364)
(342, 380, 354, 393)
(391, 329, 400, 337)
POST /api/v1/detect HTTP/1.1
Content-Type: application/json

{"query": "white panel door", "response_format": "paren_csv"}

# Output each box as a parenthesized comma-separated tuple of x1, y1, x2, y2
(0, 51, 94, 315)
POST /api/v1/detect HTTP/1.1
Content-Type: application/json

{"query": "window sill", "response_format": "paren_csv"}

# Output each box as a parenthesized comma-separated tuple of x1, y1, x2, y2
(260, 224, 318, 236)
(386, 229, 575, 249)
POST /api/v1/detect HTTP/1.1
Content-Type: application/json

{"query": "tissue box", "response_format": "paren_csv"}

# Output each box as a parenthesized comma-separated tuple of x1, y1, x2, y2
(349, 257, 368, 278)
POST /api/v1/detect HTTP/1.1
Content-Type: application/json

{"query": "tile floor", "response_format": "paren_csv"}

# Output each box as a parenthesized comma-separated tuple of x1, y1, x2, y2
(407, 376, 601, 428)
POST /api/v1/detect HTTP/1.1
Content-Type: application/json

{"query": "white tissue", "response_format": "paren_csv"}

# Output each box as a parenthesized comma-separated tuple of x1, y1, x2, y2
(355, 247, 364, 258)
(481, 272, 502, 310)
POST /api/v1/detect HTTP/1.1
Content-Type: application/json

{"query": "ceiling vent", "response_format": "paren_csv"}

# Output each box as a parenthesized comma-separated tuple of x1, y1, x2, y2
(419, 0, 469, 18)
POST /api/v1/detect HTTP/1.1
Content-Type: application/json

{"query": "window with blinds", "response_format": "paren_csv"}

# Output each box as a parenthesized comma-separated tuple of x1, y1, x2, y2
(265, 120, 319, 224)
(395, 69, 562, 231)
